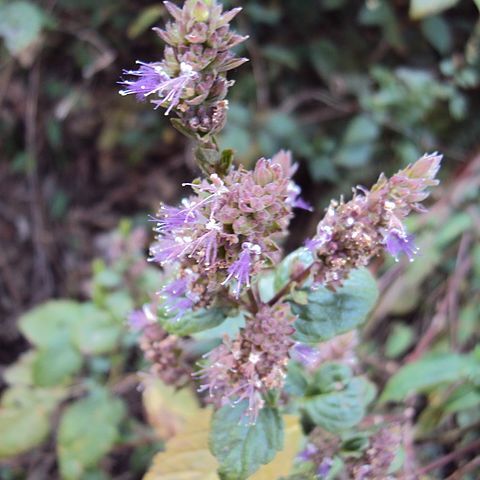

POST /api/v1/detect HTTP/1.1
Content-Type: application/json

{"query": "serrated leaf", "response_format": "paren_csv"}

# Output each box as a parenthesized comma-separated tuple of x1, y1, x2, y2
(159, 307, 228, 336)
(291, 268, 378, 344)
(57, 388, 125, 480)
(32, 344, 83, 387)
(409, 0, 460, 19)
(19, 300, 84, 348)
(302, 376, 374, 432)
(0, 1, 46, 55)
(380, 354, 480, 403)
(210, 401, 284, 480)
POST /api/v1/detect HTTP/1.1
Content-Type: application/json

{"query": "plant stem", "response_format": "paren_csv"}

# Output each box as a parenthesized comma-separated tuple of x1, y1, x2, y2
(415, 439, 480, 476)
(267, 263, 314, 307)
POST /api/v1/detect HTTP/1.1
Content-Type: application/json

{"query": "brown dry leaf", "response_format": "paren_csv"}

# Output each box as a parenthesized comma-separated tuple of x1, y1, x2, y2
(142, 378, 203, 440)
(143, 407, 302, 480)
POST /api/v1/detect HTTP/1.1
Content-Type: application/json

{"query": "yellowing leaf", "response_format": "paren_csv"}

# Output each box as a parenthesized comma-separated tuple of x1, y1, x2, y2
(144, 407, 302, 480)
(250, 415, 302, 480)
(143, 408, 219, 480)
(143, 379, 204, 440)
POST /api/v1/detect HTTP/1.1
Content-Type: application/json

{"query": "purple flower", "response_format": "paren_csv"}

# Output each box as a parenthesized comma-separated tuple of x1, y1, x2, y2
(119, 62, 169, 100)
(293, 196, 313, 211)
(305, 225, 333, 252)
(385, 229, 418, 262)
(222, 242, 260, 297)
(297, 443, 318, 462)
(128, 305, 154, 331)
(151, 62, 197, 115)
(317, 457, 334, 478)
(120, 61, 197, 115)
(150, 237, 189, 264)
(152, 205, 192, 231)
(291, 343, 321, 368)
(160, 277, 198, 320)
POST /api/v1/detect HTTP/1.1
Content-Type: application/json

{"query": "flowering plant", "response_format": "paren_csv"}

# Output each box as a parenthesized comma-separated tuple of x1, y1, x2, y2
(121, 1, 442, 478)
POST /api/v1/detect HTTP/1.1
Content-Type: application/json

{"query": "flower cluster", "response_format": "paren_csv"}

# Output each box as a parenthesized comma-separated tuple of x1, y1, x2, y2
(137, 316, 192, 387)
(195, 303, 296, 422)
(120, 0, 247, 139)
(306, 153, 442, 288)
(298, 423, 402, 480)
(347, 424, 402, 480)
(150, 150, 307, 318)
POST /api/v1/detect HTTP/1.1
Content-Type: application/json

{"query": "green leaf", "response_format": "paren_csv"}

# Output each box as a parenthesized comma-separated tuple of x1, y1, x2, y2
(210, 401, 284, 480)
(0, 387, 64, 459)
(335, 115, 380, 168)
(380, 354, 480, 403)
(159, 307, 228, 336)
(0, 1, 46, 55)
(420, 16, 453, 55)
(308, 363, 352, 395)
(285, 361, 309, 397)
(193, 312, 245, 341)
(444, 384, 480, 413)
(32, 344, 83, 387)
(274, 247, 314, 294)
(291, 268, 378, 344)
(409, 0, 460, 19)
(19, 300, 84, 348)
(72, 304, 122, 355)
(3, 351, 37, 386)
(57, 388, 125, 480)
(0, 404, 51, 459)
(385, 323, 415, 359)
(103, 290, 135, 322)
(302, 375, 373, 432)
(127, 5, 164, 39)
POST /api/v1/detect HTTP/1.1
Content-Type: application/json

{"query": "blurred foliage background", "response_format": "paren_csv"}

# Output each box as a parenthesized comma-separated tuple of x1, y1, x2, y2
(0, 0, 479, 479)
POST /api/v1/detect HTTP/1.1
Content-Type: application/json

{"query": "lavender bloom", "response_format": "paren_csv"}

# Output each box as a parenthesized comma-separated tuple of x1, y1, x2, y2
(152, 204, 192, 231)
(291, 343, 321, 368)
(119, 62, 168, 100)
(296, 443, 318, 462)
(128, 305, 154, 331)
(151, 62, 197, 115)
(160, 276, 199, 320)
(385, 228, 418, 262)
(121, 61, 196, 115)
(317, 458, 334, 478)
(222, 242, 261, 297)
(293, 196, 313, 211)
